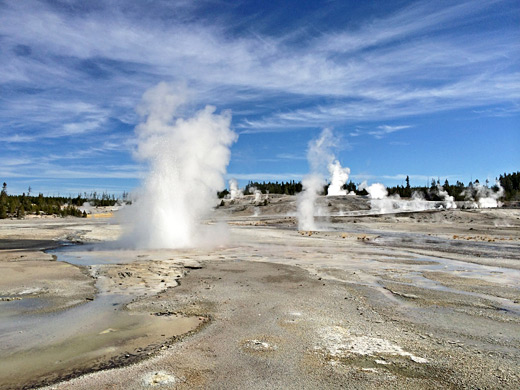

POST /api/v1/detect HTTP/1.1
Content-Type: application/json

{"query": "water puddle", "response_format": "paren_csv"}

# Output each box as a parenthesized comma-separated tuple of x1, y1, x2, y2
(0, 296, 51, 319)
(0, 244, 203, 389)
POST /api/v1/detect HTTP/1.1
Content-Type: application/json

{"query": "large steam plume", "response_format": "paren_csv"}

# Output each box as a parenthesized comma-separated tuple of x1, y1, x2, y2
(119, 83, 237, 248)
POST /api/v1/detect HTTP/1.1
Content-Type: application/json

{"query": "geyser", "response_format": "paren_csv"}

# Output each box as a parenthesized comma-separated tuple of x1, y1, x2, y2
(120, 83, 237, 249)
(248, 186, 263, 203)
(474, 182, 504, 208)
(298, 128, 346, 230)
(359, 181, 458, 214)
(359, 181, 396, 214)
(437, 185, 457, 209)
(327, 160, 350, 196)
(361, 182, 388, 200)
(228, 178, 243, 200)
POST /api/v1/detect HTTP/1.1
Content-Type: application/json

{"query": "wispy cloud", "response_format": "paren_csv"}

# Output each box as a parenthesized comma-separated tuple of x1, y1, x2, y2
(0, 164, 143, 180)
(0, 0, 517, 192)
(368, 125, 412, 139)
(276, 153, 307, 160)
(2, 0, 518, 136)
(238, 72, 520, 131)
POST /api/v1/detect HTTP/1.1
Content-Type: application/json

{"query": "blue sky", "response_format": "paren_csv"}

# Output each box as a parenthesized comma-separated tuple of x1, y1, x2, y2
(1, 0, 519, 195)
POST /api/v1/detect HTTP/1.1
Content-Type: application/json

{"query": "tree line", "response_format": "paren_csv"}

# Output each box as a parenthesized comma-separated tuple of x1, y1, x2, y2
(228, 172, 520, 201)
(499, 172, 520, 201)
(0, 183, 122, 219)
(245, 180, 303, 196)
(387, 172, 519, 202)
(1, 171, 518, 219)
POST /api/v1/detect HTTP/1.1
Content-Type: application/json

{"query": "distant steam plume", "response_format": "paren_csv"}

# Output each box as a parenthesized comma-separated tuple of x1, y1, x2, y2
(465, 181, 504, 208)
(119, 82, 237, 248)
(298, 128, 347, 230)
(360, 182, 388, 199)
(359, 181, 395, 214)
(327, 161, 350, 196)
(437, 185, 457, 209)
(359, 181, 458, 213)
(228, 178, 243, 200)
(248, 186, 263, 203)
(477, 184, 504, 208)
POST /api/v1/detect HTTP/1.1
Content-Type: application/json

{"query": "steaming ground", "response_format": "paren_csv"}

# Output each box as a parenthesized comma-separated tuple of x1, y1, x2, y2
(1, 197, 520, 389)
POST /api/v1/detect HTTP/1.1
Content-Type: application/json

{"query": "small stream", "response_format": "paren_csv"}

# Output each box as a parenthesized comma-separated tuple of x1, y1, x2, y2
(0, 244, 201, 389)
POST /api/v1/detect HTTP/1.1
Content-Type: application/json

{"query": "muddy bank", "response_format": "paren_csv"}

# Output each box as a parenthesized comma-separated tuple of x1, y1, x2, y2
(0, 222, 205, 390)
(0, 230, 97, 323)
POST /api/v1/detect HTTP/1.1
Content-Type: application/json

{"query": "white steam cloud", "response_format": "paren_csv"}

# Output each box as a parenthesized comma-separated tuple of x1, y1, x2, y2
(248, 186, 263, 203)
(465, 181, 504, 208)
(359, 181, 458, 213)
(359, 181, 395, 214)
(228, 178, 243, 200)
(298, 175, 325, 230)
(254, 191, 262, 203)
(437, 185, 457, 209)
(360, 182, 388, 199)
(119, 82, 237, 249)
(327, 160, 350, 196)
(298, 128, 345, 230)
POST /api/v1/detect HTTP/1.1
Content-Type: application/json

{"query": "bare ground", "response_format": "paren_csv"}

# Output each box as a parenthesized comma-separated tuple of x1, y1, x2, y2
(0, 197, 519, 389)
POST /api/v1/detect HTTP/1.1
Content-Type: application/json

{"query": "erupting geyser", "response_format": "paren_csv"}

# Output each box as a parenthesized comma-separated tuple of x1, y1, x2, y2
(437, 185, 457, 209)
(473, 182, 504, 208)
(359, 181, 396, 214)
(298, 175, 325, 230)
(248, 186, 263, 203)
(298, 128, 347, 230)
(327, 161, 350, 196)
(228, 178, 243, 200)
(359, 181, 459, 214)
(360, 182, 388, 200)
(119, 83, 237, 249)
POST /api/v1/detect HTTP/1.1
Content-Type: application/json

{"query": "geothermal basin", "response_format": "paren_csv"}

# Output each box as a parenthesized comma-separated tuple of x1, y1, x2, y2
(0, 195, 519, 389)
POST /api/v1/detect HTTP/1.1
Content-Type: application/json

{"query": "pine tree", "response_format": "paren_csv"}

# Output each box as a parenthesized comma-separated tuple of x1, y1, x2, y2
(404, 176, 411, 197)
(0, 183, 7, 219)
(16, 205, 25, 219)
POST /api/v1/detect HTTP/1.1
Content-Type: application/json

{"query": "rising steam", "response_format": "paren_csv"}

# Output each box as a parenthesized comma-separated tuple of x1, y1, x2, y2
(437, 185, 457, 209)
(464, 181, 504, 208)
(360, 182, 388, 199)
(298, 128, 346, 230)
(248, 186, 263, 203)
(327, 161, 350, 196)
(359, 181, 458, 214)
(477, 184, 504, 208)
(119, 82, 237, 249)
(298, 175, 324, 230)
(359, 181, 396, 214)
(228, 178, 243, 200)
